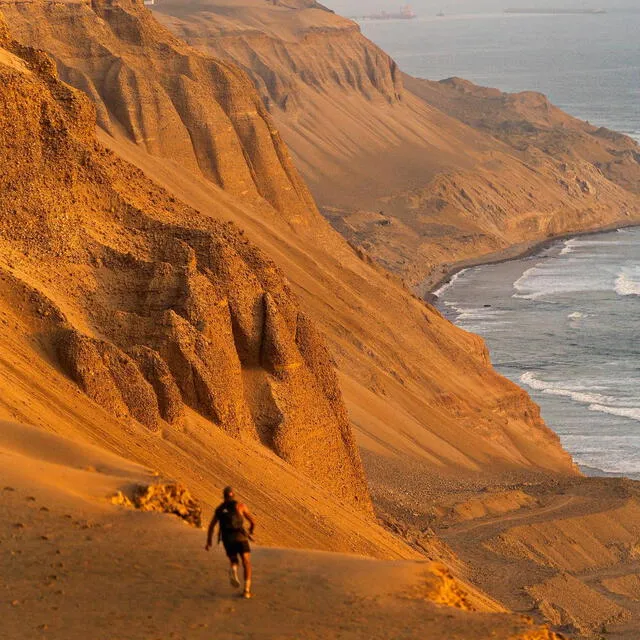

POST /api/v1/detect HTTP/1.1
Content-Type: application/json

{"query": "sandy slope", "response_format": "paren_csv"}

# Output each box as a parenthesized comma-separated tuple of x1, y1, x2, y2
(0, 6, 631, 637)
(0, 0, 579, 484)
(0, 423, 562, 640)
(0, 4, 580, 571)
(105, 129, 576, 477)
(152, 0, 640, 289)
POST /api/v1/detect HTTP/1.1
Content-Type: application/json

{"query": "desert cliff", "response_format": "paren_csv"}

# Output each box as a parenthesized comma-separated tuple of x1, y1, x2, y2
(151, 0, 640, 290)
(0, 15, 373, 522)
(1, 0, 578, 481)
(0, 13, 569, 638)
(5, 2, 640, 638)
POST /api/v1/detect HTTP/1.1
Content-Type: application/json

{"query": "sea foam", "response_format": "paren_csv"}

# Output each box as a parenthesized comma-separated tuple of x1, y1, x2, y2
(433, 268, 468, 298)
(615, 270, 640, 297)
(521, 372, 640, 423)
(560, 238, 578, 255)
(588, 404, 640, 422)
(520, 372, 615, 406)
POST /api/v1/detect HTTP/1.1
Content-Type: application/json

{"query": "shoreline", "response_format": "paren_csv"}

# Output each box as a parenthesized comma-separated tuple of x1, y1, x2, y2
(426, 220, 640, 482)
(581, 464, 640, 481)
(421, 220, 640, 302)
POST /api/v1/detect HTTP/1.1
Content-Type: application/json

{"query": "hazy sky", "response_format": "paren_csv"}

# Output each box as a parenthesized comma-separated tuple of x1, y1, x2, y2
(323, 0, 640, 18)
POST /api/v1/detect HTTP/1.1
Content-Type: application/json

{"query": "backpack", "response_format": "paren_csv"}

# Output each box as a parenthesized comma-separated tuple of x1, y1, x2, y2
(218, 500, 246, 536)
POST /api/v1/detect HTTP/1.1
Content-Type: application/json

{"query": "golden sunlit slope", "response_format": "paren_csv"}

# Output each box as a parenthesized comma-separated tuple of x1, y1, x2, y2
(1, 0, 578, 477)
(152, 0, 640, 288)
(1, 423, 563, 640)
(0, 16, 401, 560)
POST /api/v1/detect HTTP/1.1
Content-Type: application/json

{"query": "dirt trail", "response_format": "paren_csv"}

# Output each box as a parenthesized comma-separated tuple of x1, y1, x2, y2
(424, 479, 640, 638)
(445, 494, 583, 539)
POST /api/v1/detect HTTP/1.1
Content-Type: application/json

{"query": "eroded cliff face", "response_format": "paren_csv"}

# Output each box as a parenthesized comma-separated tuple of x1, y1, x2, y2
(152, 0, 402, 112)
(0, 21, 370, 511)
(1, 0, 319, 225)
(151, 0, 640, 288)
(1, 0, 578, 480)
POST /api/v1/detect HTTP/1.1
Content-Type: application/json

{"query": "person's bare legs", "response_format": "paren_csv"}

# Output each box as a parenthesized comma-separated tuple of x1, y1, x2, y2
(241, 552, 252, 597)
(228, 554, 241, 588)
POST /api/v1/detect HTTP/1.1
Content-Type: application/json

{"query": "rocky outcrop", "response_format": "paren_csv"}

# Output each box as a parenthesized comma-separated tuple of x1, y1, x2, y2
(0, 24, 371, 511)
(57, 329, 165, 431)
(111, 482, 203, 527)
(2, 0, 319, 224)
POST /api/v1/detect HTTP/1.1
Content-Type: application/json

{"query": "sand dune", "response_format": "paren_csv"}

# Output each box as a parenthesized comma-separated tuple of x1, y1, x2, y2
(1, 427, 562, 640)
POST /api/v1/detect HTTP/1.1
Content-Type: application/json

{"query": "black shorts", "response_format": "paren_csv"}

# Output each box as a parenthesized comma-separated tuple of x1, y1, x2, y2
(223, 538, 250, 558)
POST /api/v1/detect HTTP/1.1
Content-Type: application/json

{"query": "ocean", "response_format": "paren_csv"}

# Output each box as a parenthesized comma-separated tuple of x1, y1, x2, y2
(359, 10, 640, 141)
(435, 229, 640, 476)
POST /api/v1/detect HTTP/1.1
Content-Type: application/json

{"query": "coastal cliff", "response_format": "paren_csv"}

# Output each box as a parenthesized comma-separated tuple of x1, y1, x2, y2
(1, 0, 320, 224)
(4, 4, 640, 638)
(151, 0, 640, 289)
(0, 14, 372, 518)
(1, 0, 578, 482)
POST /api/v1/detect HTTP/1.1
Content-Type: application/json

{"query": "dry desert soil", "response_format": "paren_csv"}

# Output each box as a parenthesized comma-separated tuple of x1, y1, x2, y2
(2, 1, 640, 639)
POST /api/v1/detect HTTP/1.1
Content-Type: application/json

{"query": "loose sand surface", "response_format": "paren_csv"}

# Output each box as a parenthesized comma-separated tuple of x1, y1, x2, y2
(1, 421, 557, 640)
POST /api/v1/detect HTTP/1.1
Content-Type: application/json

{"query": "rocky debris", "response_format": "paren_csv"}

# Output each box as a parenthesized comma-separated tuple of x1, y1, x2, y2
(419, 562, 476, 610)
(110, 483, 202, 528)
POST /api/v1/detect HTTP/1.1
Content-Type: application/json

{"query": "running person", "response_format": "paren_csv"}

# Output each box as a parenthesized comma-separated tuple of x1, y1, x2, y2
(205, 486, 256, 598)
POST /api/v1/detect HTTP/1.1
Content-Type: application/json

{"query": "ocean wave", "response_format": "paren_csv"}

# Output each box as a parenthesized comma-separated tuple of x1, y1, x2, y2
(513, 252, 633, 300)
(459, 321, 511, 333)
(588, 404, 640, 422)
(570, 239, 629, 246)
(521, 372, 640, 423)
(520, 372, 616, 406)
(512, 264, 549, 300)
(433, 268, 468, 298)
(614, 270, 640, 297)
(560, 237, 635, 255)
(456, 307, 506, 321)
(560, 238, 579, 255)
(512, 263, 589, 301)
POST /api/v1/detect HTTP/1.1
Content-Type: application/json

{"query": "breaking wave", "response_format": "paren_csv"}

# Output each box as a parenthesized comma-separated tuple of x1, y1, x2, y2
(521, 372, 640, 423)
(433, 268, 468, 297)
(588, 404, 640, 422)
(520, 372, 615, 406)
(615, 270, 640, 297)
(560, 238, 578, 255)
